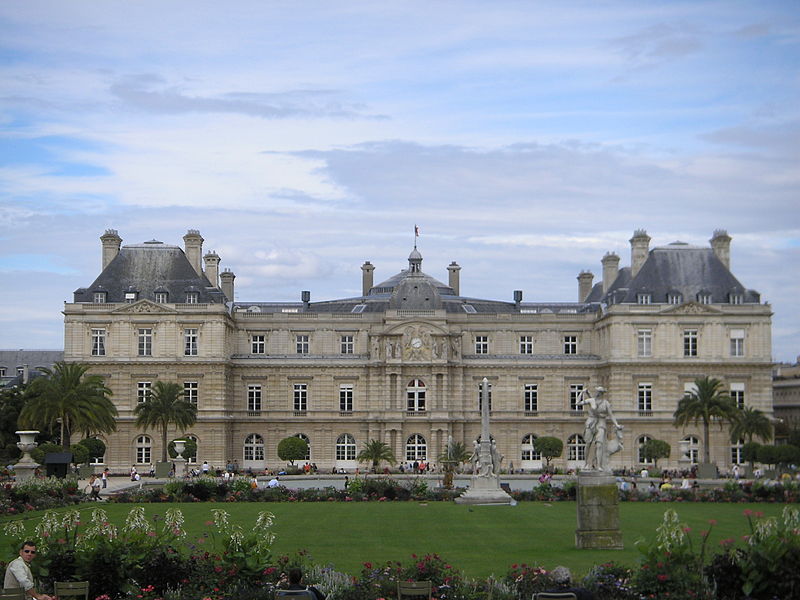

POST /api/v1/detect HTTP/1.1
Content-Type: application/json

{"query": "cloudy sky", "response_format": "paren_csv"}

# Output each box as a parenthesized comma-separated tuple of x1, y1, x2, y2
(0, 1, 798, 362)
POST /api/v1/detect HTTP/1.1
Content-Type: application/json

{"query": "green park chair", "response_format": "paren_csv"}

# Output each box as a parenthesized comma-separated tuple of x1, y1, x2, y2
(54, 581, 89, 600)
(398, 580, 433, 600)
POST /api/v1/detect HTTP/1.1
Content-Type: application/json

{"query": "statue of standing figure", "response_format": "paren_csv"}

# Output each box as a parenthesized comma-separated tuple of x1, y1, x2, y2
(575, 386, 623, 472)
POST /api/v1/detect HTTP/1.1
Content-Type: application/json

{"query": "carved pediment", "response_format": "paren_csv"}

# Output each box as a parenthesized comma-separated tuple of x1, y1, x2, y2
(661, 301, 722, 315)
(113, 300, 177, 314)
(372, 321, 451, 361)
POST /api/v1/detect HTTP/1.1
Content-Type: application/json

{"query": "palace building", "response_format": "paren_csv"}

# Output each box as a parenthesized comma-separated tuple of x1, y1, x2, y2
(63, 229, 773, 473)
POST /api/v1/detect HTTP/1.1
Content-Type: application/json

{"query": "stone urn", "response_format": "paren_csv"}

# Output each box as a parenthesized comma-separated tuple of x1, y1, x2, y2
(173, 439, 186, 460)
(14, 430, 40, 483)
(172, 440, 187, 478)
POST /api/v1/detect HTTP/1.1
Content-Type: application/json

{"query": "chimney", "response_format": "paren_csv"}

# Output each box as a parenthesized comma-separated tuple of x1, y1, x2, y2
(183, 229, 204, 276)
(577, 270, 594, 302)
(361, 261, 374, 297)
(100, 229, 122, 270)
(710, 229, 732, 270)
(220, 269, 235, 302)
(301, 290, 311, 310)
(513, 290, 523, 307)
(602, 252, 620, 293)
(629, 229, 651, 278)
(203, 251, 221, 288)
(448, 261, 461, 296)
(22, 364, 29, 385)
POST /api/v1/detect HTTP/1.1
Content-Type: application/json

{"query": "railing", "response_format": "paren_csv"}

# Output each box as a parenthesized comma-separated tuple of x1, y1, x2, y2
(293, 410, 307, 417)
(339, 411, 354, 417)
(638, 410, 654, 417)
(524, 411, 539, 417)
(406, 410, 426, 416)
(247, 410, 261, 417)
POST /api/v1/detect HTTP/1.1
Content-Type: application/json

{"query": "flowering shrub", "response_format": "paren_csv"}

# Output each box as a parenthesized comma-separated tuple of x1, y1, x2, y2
(502, 563, 557, 598)
(581, 562, 637, 600)
(0, 478, 84, 516)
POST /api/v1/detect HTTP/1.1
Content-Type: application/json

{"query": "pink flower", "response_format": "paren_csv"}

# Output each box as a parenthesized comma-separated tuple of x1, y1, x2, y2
(657, 574, 668, 582)
(708, 519, 717, 526)
(743, 509, 753, 517)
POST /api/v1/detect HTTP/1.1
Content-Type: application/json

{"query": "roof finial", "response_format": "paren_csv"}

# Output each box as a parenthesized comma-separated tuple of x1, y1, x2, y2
(414, 224, 420, 249)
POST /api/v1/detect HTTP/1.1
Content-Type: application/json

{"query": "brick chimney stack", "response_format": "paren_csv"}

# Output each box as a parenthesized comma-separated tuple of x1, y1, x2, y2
(204, 251, 220, 288)
(220, 269, 235, 302)
(601, 252, 620, 294)
(710, 229, 732, 270)
(447, 261, 461, 296)
(183, 230, 204, 276)
(100, 229, 122, 270)
(577, 270, 594, 302)
(361, 261, 374, 297)
(629, 229, 651, 278)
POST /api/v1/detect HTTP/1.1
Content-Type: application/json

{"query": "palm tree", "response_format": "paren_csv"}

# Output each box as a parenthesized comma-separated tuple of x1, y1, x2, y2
(729, 405, 773, 445)
(673, 376, 738, 464)
(356, 439, 397, 473)
(134, 381, 197, 463)
(438, 438, 472, 489)
(20, 362, 116, 447)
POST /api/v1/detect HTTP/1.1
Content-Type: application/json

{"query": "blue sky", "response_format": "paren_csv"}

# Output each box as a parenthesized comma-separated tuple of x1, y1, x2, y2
(0, 1, 798, 362)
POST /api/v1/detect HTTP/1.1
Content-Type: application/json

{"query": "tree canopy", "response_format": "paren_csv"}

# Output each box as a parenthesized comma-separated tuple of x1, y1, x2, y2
(641, 439, 671, 469)
(673, 376, 738, 464)
(134, 381, 197, 463)
(533, 436, 563, 468)
(357, 439, 397, 473)
(730, 406, 773, 444)
(277, 436, 309, 465)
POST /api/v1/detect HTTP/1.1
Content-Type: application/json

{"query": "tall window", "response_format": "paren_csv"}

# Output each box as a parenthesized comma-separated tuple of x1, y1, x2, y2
(296, 334, 309, 354)
(567, 434, 585, 461)
(184, 381, 198, 406)
(638, 383, 653, 413)
(638, 435, 653, 464)
(564, 335, 577, 355)
(339, 384, 353, 412)
(185, 291, 199, 303)
(93, 292, 107, 304)
(244, 434, 264, 461)
(683, 435, 699, 463)
(475, 335, 489, 354)
(295, 433, 311, 460)
(407, 379, 426, 412)
(251, 334, 265, 354)
(136, 435, 152, 464)
(637, 329, 652, 357)
(91, 329, 106, 356)
(524, 384, 538, 412)
(137, 381, 151, 404)
(730, 329, 745, 357)
(730, 383, 745, 409)
(521, 434, 541, 461)
(519, 336, 533, 354)
(340, 335, 354, 354)
(336, 434, 356, 460)
(731, 439, 745, 465)
(247, 385, 262, 412)
(683, 329, 698, 357)
(405, 434, 427, 461)
(478, 382, 492, 411)
(155, 292, 168, 303)
(569, 384, 584, 411)
(184, 328, 198, 356)
(138, 328, 152, 356)
(293, 383, 308, 412)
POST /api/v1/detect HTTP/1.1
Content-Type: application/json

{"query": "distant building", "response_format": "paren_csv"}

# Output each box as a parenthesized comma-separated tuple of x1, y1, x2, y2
(63, 228, 773, 472)
(0, 350, 63, 388)
(773, 359, 800, 435)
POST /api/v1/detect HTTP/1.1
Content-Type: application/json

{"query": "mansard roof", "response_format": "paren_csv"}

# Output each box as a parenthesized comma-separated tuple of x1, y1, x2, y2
(73, 241, 226, 304)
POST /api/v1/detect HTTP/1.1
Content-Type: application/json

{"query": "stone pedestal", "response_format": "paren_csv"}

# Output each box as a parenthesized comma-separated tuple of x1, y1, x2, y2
(14, 430, 40, 483)
(575, 472, 623, 549)
(696, 462, 718, 479)
(173, 457, 187, 478)
(455, 473, 515, 505)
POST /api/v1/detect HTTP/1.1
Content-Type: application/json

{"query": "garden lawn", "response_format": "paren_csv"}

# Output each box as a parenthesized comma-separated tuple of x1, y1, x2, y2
(1, 501, 788, 578)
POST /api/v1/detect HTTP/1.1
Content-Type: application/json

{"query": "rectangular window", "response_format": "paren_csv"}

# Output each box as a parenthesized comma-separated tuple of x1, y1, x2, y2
(251, 334, 266, 354)
(683, 329, 698, 357)
(91, 328, 106, 356)
(569, 384, 584, 411)
(524, 384, 538, 412)
(730, 329, 745, 357)
(296, 334, 309, 354)
(155, 292, 168, 303)
(339, 384, 353, 412)
(731, 444, 744, 465)
(0, 368, 5, 377)
(247, 385, 262, 412)
(137, 381, 151, 404)
(475, 335, 488, 354)
(124, 292, 137, 303)
(637, 329, 652, 357)
(138, 328, 152, 356)
(698, 293, 712, 304)
(185, 292, 199, 303)
(638, 383, 653, 413)
(667, 293, 682, 305)
(293, 383, 308, 412)
(184, 382, 198, 406)
(564, 335, 578, 355)
(93, 292, 107, 304)
(340, 335, 354, 355)
(136, 443, 151, 464)
(637, 293, 652, 304)
(519, 336, 533, 354)
(730, 382, 745, 409)
(184, 328, 198, 356)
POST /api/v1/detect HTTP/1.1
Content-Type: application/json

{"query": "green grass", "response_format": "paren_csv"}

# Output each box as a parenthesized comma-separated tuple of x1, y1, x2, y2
(1, 501, 789, 578)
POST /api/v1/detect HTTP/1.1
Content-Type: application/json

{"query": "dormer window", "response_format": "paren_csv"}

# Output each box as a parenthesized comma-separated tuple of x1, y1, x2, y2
(155, 291, 169, 303)
(637, 293, 652, 305)
(185, 291, 199, 304)
(729, 293, 743, 305)
(124, 292, 138, 303)
(351, 304, 367, 314)
(697, 292, 712, 304)
(667, 292, 682, 305)
(93, 292, 107, 304)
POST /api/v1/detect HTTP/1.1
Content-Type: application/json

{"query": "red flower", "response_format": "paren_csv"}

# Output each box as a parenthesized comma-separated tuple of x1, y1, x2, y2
(657, 574, 668, 582)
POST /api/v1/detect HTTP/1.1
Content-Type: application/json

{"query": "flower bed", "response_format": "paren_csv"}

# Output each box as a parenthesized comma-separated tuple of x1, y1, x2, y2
(1, 505, 798, 599)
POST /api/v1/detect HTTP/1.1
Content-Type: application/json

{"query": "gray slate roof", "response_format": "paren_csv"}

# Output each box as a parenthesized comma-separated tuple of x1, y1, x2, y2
(73, 241, 226, 304)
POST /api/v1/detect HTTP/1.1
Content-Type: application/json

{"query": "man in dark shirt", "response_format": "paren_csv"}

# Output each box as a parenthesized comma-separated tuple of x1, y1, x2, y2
(287, 567, 325, 600)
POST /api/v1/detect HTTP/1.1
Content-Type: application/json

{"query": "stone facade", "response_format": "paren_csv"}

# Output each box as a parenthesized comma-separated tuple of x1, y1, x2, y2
(63, 229, 774, 473)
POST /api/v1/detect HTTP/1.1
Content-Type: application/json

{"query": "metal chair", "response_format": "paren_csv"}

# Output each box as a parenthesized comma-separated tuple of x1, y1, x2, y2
(274, 591, 316, 600)
(398, 580, 433, 600)
(54, 581, 89, 600)
(0, 589, 26, 600)
(533, 593, 578, 600)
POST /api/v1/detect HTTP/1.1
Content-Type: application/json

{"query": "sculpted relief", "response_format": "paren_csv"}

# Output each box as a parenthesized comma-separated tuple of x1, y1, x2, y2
(370, 323, 454, 361)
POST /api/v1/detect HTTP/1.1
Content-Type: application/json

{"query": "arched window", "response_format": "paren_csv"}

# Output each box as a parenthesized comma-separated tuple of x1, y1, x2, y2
(521, 434, 540, 461)
(244, 434, 264, 461)
(407, 379, 426, 412)
(638, 435, 653, 464)
(185, 434, 198, 464)
(682, 435, 699, 464)
(294, 433, 311, 460)
(731, 438, 745, 465)
(336, 434, 356, 461)
(406, 434, 427, 461)
(567, 434, 585, 461)
(136, 435, 152, 464)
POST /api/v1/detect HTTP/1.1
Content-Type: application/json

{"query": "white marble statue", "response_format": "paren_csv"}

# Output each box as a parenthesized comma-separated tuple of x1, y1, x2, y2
(575, 386, 623, 472)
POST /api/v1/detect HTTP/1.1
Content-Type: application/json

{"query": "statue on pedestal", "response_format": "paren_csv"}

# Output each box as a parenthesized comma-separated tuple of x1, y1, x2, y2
(576, 386, 623, 472)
